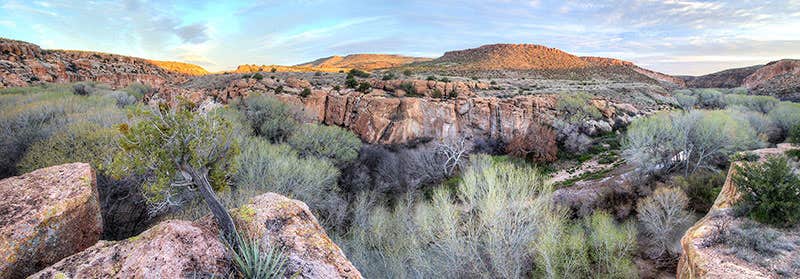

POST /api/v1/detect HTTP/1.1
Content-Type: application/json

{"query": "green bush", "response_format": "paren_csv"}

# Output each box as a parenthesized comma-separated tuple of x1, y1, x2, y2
(786, 149, 800, 160)
(586, 211, 638, 278)
(733, 156, 800, 227)
(270, 67, 277, 73)
(349, 69, 370, 78)
(674, 171, 726, 213)
(240, 94, 304, 143)
(426, 75, 436, 81)
(674, 93, 698, 110)
(121, 82, 152, 100)
(722, 94, 778, 113)
(356, 82, 371, 93)
(287, 123, 361, 166)
(768, 102, 800, 135)
(398, 82, 418, 97)
(234, 137, 344, 227)
(623, 110, 762, 175)
(381, 72, 396, 80)
(402, 69, 412, 76)
(252, 73, 264, 80)
(300, 87, 311, 97)
(557, 93, 602, 122)
(439, 77, 450, 83)
(17, 122, 118, 173)
(345, 74, 358, 89)
(788, 124, 800, 145)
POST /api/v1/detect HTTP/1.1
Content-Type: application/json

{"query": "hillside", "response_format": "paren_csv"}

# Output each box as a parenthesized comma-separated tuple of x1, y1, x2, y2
(0, 38, 189, 88)
(146, 60, 209, 76)
(297, 54, 430, 71)
(232, 64, 349, 74)
(681, 59, 800, 100)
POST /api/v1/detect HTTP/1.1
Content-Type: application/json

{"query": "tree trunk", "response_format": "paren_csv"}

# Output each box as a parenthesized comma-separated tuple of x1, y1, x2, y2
(186, 166, 240, 249)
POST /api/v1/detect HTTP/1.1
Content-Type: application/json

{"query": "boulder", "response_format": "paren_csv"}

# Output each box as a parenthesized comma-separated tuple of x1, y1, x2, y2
(230, 193, 363, 278)
(0, 163, 102, 279)
(29, 220, 228, 278)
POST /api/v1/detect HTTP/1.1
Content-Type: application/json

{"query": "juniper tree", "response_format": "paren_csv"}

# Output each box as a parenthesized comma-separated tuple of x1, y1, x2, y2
(111, 101, 242, 246)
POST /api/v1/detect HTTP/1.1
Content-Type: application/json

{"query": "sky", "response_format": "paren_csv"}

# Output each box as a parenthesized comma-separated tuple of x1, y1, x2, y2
(1, 0, 799, 75)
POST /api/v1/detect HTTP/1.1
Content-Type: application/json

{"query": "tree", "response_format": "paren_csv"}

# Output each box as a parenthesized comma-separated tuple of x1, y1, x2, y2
(733, 156, 800, 227)
(636, 187, 691, 259)
(111, 101, 243, 246)
(506, 121, 558, 163)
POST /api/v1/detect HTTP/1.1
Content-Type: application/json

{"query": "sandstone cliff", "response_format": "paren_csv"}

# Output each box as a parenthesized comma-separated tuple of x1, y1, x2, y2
(0, 163, 102, 279)
(147, 60, 210, 76)
(677, 144, 799, 279)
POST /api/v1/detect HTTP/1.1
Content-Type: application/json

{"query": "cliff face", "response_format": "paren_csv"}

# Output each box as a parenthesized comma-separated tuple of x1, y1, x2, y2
(677, 144, 799, 279)
(681, 60, 800, 100)
(0, 38, 189, 89)
(680, 65, 762, 88)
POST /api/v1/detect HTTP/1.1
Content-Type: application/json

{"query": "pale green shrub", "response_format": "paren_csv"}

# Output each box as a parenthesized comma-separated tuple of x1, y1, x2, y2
(636, 187, 691, 259)
(768, 102, 800, 135)
(240, 94, 306, 142)
(586, 211, 639, 279)
(722, 94, 778, 113)
(557, 92, 602, 122)
(288, 123, 362, 166)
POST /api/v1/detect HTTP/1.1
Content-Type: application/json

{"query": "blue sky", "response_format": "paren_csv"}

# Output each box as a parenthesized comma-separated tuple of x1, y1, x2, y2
(1, 0, 799, 75)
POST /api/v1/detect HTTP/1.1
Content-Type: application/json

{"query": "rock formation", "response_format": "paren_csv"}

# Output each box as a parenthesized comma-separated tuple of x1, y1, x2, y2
(681, 59, 800, 101)
(679, 65, 762, 89)
(29, 220, 228, 278)
(0, 38, 189, 89)
(146, 60, 210, 76)
(0, 163, 102, 279)
(228, 193, 363, 278)
(677, 144, 799, 279)
(296, 54, 431, 71)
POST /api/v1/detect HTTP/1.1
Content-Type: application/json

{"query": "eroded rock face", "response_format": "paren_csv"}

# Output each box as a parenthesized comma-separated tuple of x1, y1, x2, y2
(230, 193, 363, 279)
(744, 59, 800, 101)
(29, 220, 228, 279)
(677, 144, 799, 279)
(0, 163, 102, 279)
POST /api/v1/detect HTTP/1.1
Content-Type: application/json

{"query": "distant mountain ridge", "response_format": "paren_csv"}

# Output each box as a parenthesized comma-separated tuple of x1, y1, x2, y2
(296, 54, 431, 71)
(680, 59, 800, 101)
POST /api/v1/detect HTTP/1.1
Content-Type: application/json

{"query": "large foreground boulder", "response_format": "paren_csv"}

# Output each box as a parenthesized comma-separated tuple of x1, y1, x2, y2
(677, 144, 799, 278)
(0, 163, 102, 279)
(229, 193, 363, 278)
(30, 220, 228, 278)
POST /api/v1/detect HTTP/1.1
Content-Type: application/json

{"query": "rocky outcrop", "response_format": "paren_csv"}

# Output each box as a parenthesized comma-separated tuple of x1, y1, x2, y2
(680, 65, 762, 89)
(296, 54, 431, 71)
(228, 193, 362, 278)
(744, 59, 800, 101)
(0, 38, 188, 89)
(553, 165, 651, 219)
(29, 220, 228, 278)
(677, 144, 799, 279)
(365, 78, 487, 98)
(0, 163, 102, 279)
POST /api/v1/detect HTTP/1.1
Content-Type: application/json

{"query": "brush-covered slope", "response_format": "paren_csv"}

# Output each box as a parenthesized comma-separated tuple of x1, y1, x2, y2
(681, 59, 800, 100)
(297, 54, 430, 71)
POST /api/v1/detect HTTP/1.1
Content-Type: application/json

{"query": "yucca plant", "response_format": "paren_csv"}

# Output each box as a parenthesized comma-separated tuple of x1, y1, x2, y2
(229, 232, 288, 279)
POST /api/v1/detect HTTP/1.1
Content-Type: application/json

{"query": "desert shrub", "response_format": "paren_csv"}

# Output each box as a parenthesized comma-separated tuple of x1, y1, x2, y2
(229, 232, 287, 279)
(557, 93, 602, 122)
(768, 102, 800, 135)
(398, 82, 417, 96)
(505, 121, 558, 163)
(17, 122, 117, 173)
(287, 123, 362, 166)
(724, 221, 791, 257)
(431, 89, 443, 98)
(381, 72, 396, 80)
(733, 156, 800, 227)
(674, 93, 697, 110)
(104, 91, 138, 108)
(786, 149, 800, 160)
(426, 75, 436, 81)
(270, 67, 277, 73)
(789, 124, 800, 145)
(674, 170, 726, 213)
(402, 69, 412, 76)
(722, 94, 778, 113)
(345, 74, 358, 88)
(341, 155, 557, 278)
(586, 211, 639, 278)
(300, 87, 311, 97)
(535, 211, 638, 279)
(252, 73, 264, 80)
(234, 137, 345, 227)
(333, 85, 341, 91)
(121, 82, 152, 100)
(356, 82, 371, 93)
(730, 151, 760, 162)
(637, 187, 691, 259)
(239, 94, 304, 143)
(729, 108, 782, 143)
(439, 77, 450, 82)
(623, 110, 762, 175)
(72, 82, 94, 96)
(349, 69, 370, 78)
(693, 88, 724, 108)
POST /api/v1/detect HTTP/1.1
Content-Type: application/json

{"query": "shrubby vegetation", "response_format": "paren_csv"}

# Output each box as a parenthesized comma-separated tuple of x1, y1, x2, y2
(733, 156, 800, 227)
(339, 155, 638, 278)
(623, 110, 762, 175)
(636, 187, 691, 259)
(557, 92, 602, 122)
(239, 94, 308, 143)
(287, 123, 362, 166)
(673, 170, 726, 212)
